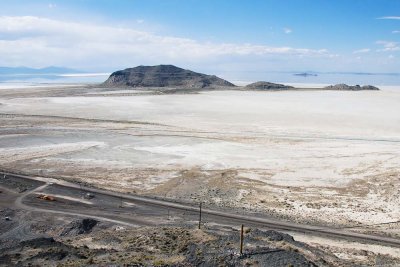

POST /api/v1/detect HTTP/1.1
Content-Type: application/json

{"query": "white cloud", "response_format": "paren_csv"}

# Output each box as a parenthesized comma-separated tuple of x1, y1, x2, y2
(0, 16, 333, 70)
(353, 48, 370, 54)
(377, 16, 400, 20)
(393, 30, 400, 34)
(376, 40, 400, 52)
(136, 19, 144, 24)
(283, 27, 292, 34)
(48, 3, 56, 9)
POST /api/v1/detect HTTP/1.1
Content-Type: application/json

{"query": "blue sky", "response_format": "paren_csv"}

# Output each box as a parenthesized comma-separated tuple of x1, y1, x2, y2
(0, 0, 399, 80)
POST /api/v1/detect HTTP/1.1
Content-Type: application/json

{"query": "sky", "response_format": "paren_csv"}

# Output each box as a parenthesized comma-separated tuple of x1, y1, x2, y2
(0, 0, 399, 80)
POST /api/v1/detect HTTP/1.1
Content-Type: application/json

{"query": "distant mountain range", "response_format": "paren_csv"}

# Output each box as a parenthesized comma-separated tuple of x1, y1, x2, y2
(290, 71, 400, 76)
(325, 71, 400, 76)
(0, 66, 83, 75)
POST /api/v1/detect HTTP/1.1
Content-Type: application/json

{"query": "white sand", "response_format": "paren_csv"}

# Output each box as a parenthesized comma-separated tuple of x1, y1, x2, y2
(1, 88, 400, 226)
(290, 231, 400, 258)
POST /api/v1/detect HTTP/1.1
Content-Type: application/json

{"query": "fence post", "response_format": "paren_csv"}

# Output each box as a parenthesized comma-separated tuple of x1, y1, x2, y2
(240, 224, 244, 255)
(198, 202, 202, 229)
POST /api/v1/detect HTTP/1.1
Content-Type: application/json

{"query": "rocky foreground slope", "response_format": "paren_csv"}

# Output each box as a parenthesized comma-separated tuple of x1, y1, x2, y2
(0, 211, 347, 267)
(103, 65, 235, 88)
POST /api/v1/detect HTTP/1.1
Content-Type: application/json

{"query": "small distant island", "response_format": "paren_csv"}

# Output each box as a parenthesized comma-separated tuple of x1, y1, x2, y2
(323, 84, 380, 91)
(103, 65, 380, 91)
(245, 81, 294, 90)
(293, 72, 318, 77)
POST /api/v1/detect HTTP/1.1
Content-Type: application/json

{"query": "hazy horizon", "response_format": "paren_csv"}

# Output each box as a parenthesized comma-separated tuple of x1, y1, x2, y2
(2, 69, 400, 87)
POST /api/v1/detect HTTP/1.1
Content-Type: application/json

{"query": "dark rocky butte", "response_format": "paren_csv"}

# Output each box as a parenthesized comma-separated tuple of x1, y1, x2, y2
(103, 65, 235, 88)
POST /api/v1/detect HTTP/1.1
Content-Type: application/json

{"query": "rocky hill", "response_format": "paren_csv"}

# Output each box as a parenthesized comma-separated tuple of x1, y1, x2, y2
(324, 84, 380, 90)
(0, 218, 347, 266)
(245, 81, 294, 90)
(103, 65, 235, 88)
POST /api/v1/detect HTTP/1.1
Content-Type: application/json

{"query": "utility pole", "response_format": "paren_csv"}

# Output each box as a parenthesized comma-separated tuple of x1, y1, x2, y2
(240, 224, 244, 255)
(198, 202, 202, 229)
(79, 183, 83, 198)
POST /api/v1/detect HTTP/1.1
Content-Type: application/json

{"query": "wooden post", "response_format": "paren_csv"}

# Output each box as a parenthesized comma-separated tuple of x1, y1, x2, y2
(240, 224, 244, 255)
(198, 202, 202, 229)
(79, 183, 83, 198)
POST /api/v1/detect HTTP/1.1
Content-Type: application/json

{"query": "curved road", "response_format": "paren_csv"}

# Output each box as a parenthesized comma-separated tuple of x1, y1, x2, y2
(13, 183, 137, 227)
(2, 171, 400, 248)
